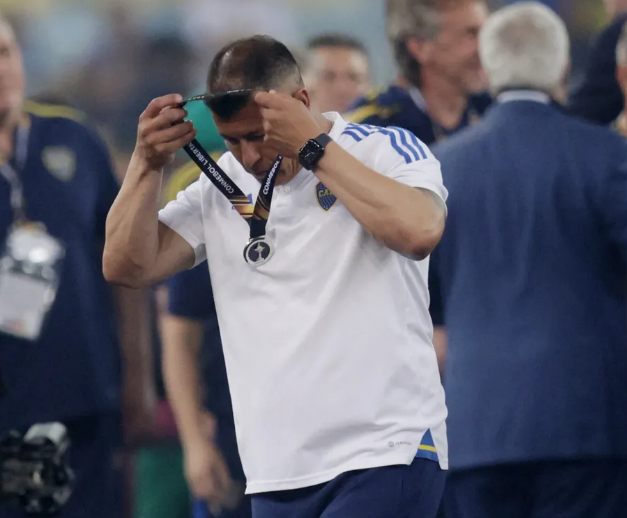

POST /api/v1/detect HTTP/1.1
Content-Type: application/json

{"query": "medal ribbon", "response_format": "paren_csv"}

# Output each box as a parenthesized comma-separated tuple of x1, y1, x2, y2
(179, 94, 282, 241)
(182, 139, 282, 241)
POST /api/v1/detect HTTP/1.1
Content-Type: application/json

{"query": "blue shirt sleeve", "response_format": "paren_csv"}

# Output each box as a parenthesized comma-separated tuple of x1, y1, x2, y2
(166, 264, 216, 321)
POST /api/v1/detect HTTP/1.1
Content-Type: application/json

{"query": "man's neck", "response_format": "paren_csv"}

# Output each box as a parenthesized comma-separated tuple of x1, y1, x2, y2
(415, 74, 469, 130)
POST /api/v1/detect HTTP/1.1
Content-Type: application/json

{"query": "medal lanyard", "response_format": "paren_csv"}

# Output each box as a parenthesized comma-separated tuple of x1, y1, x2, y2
(181, 136, 283, 242)
(0, 125, 29, 223)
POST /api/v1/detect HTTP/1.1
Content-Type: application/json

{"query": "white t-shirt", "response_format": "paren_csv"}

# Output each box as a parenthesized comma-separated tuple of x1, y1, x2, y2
(159, 113, 448, 494)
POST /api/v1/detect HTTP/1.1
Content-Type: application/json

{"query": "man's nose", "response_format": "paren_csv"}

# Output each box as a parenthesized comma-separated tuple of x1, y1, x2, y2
(241, 140, 262, 170)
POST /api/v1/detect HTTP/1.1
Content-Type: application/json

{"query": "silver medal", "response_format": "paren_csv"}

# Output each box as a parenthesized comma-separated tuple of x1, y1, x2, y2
(243, 237, 274, 267)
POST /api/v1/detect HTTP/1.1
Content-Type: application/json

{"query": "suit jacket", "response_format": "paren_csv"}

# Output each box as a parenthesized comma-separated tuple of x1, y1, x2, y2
(431, 96, 627, 470)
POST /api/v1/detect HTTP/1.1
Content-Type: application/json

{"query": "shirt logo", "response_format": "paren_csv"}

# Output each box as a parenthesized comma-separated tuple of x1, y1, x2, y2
(316, 182, 336, 211)
(41, 146, 76, 182)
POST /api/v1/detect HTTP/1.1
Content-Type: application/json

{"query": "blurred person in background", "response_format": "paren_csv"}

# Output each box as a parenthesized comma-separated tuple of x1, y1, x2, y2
(430, 3, 627, 517)
(567, 0, 627, 124)
(161, 262, 251, 518)
(345, 0, 491, 145)
(612, 20, 627, 136)
(0, 16, 156, 518)
(301, 34, 371, 114)
(345, 0, 491, 374)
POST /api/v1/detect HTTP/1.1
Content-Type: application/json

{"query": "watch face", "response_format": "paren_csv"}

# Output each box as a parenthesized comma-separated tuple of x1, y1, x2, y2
(300, 141, 323, 169)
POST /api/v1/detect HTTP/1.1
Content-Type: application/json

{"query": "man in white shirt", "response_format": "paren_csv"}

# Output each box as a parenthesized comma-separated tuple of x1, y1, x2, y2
(103, 35, 448, 518)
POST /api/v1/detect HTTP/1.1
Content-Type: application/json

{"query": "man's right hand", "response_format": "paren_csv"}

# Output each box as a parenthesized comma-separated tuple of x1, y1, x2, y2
(134, 94, 197, 170)
(184, 439, 234, 509)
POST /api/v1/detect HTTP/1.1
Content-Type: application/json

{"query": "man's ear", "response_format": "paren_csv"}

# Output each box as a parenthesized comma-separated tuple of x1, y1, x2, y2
(294, 88, 311, 108)
(406, 37, 433, 67)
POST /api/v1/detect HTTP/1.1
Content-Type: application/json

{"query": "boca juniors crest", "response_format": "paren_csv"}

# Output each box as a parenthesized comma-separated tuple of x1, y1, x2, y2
(42, 146, 76, 182)
(316, 182, 337, 211)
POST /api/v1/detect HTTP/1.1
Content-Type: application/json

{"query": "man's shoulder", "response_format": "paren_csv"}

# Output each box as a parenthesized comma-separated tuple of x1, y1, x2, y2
(338, 121, 433, 169)
(25, 100, 90, 131)
(25, 100, 108, 151)
(345, 85, 437, 144)
(344, 86, 414, 124)
(555, 106, 627, 148)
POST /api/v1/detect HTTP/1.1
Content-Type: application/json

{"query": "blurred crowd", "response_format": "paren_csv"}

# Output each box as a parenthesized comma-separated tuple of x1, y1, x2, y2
(0, 0, 614, 158)
(0, 0, 626, 517)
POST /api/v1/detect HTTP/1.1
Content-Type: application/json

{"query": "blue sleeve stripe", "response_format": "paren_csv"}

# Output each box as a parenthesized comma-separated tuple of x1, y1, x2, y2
(401, 128, 429, 160)
(343, 130, 364, 142)
(346, 123, 372, 137)
(342, 123, 426, 164)
(379, 128, 413, 164)
(394, 128, 420, 162)
(391, 126, 428, 160)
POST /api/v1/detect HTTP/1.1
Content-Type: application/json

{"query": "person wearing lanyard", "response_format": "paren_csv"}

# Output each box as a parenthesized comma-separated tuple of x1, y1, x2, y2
(158, 31, 373, 518)
(0, 18, 156, 518)
(104, 35, 449, 518)
(429, 4, 627, 517)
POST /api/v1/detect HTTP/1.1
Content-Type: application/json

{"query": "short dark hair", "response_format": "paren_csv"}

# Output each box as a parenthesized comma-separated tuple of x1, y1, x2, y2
(206, 35, 304, 119)
(208, 35, 303, 94)
(306, 33, 368, 56)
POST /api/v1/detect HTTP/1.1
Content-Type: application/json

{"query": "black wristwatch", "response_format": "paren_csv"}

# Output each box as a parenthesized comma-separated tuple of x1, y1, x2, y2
(299, 133, 333, 171)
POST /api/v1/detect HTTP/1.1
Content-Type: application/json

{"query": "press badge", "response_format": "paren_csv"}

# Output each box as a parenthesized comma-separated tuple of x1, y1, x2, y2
(0, 223, 65, 341)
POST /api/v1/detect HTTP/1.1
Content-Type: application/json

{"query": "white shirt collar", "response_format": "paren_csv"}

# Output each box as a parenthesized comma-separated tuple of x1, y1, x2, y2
(497, 90, 551, 105)
(322, 111, 348, 140)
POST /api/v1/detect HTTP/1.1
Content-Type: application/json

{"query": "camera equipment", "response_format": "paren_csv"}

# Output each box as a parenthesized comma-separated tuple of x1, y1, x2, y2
(0, 422, 74, 515)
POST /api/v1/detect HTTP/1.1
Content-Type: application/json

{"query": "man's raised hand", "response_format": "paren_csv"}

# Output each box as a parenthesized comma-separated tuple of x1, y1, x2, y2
(134, 94, 197, 170)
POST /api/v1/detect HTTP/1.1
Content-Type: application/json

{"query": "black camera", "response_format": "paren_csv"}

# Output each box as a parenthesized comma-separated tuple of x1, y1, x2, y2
(0, 423, 74, 515)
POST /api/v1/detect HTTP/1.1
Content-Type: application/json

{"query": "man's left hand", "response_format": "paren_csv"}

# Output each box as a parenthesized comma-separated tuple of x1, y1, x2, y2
(255, 91, 323, 158)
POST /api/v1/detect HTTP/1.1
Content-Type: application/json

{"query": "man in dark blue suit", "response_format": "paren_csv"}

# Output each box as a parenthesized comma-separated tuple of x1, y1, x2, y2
(432, 3, 627, 517)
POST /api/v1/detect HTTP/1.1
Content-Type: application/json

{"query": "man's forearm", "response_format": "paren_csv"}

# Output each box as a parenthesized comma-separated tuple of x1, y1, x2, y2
(315, 143, 445, 259)
(161, 314, 208, 448)
(103, 157, 163, 286)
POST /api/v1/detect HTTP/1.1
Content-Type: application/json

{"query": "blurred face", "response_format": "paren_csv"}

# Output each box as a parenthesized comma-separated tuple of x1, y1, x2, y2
(304, 46, 370, 113)
(213, 90, 307, 184)
(604, 0, 627, 18)
(0, 22, 25, 120)
(413, 0, 488, 94)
